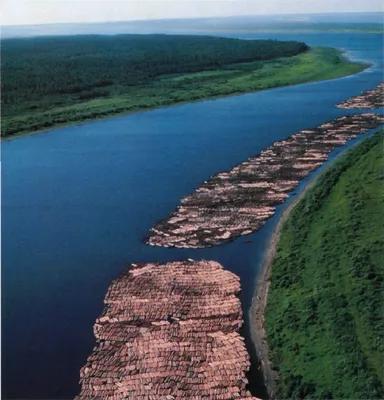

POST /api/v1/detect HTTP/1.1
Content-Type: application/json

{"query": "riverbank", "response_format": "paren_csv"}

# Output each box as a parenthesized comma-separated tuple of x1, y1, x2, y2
(250, 129, 384, 399)
(249, 178, 317, 399)
(2, 46, 367, 139)
(262, 131, 384, 399)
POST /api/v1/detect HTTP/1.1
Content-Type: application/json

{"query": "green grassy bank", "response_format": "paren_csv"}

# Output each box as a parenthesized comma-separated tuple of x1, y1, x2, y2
(265, 131, 384, 399)
(2, 38, 366, 138)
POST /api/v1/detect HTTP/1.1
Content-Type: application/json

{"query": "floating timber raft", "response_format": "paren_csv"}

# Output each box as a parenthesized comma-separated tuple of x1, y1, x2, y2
(337, 82, 384, 109)
(147, 113, 384, 249)
(76, 260, 259, 400)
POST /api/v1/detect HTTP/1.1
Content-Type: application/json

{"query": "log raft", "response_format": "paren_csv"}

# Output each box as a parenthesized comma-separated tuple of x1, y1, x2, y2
(337, 82, 384, 109)
(146, 113, 384, 249)
(76, 260, 259, 400)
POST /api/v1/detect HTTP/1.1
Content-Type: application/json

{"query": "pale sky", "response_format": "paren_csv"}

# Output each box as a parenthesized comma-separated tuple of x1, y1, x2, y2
(2, 0, 383, 26)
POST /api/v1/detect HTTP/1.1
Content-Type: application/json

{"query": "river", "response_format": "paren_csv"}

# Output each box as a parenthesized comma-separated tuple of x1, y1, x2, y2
(2, 32, 383, 399)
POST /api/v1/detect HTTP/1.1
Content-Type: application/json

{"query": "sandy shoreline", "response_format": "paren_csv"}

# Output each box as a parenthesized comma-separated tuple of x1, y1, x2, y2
(249, 179, 317, 399)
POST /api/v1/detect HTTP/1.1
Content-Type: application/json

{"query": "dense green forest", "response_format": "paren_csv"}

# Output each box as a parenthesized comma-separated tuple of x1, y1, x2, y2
(2, 35, 308, 104)
(265, 131, 384, 399)
(1, 35, 364, 137)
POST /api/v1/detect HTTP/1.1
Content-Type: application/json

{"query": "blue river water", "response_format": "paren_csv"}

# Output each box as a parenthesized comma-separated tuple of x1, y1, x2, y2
(2, 32, 383, 399)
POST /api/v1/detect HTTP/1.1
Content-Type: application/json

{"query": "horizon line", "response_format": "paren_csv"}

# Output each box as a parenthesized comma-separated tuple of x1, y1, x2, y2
(3, 10, 383, 28)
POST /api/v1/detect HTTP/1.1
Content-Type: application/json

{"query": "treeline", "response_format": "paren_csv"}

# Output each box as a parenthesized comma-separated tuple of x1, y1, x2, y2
(266, 132, 384, 399)
(1, 34, 308, 106)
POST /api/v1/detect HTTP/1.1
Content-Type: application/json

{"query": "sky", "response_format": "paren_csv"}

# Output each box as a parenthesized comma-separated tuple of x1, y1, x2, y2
(2, 0, 383, 26)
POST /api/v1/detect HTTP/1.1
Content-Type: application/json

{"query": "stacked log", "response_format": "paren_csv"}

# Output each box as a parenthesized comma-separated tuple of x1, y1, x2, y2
(337, 82, 384, 109)
(76, 260, 258, 399)
(146, 113, 384, 248)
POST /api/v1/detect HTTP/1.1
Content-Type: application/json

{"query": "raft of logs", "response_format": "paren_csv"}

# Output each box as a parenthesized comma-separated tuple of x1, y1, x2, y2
(76, 260, 259, 400)
(337, 82, 384, 109)
(146, 113, 384, 248)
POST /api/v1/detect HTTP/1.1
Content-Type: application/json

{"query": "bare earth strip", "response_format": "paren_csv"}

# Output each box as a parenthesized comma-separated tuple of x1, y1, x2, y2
(249, 179, 318, 399)
(76, 260, 261, 400)
(337, 82, 384, 109)
(147, 112, 384, 249)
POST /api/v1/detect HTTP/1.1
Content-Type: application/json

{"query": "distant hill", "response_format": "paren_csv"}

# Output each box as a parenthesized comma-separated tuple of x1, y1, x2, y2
(2, 12, 383, 39)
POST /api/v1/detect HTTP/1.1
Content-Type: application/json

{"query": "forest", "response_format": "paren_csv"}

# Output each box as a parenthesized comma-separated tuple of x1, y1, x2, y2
(2, 34, 364, 137)
(2, 34, 307, 105)
(265, 131, 384, 399)
(1, 34, 307, 137)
